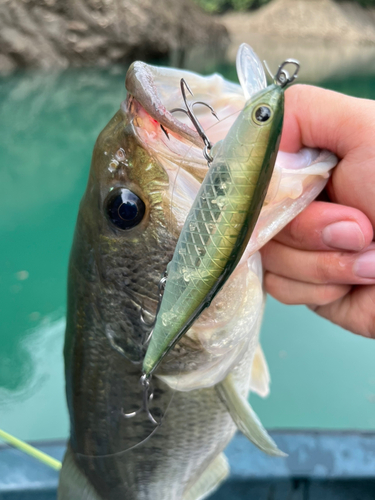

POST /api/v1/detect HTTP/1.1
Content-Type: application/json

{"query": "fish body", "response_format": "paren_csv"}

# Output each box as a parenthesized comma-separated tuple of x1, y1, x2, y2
(58, 45, 337, 500)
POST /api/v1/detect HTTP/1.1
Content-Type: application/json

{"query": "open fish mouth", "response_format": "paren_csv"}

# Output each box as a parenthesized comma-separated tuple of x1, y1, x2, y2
(124, 61, 246, 149)
(123, 61, 248, 235)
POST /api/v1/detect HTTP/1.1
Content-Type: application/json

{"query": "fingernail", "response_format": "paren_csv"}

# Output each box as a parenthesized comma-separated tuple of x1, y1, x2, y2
(354, 251, 375, 278)
(322, 221, 365, 251)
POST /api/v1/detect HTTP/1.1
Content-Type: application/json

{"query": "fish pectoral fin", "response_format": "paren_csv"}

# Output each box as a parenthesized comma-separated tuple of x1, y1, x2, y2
(249, 343, 271, 398)
(216, 374, 287, 458)
(182, 453, 229, 500)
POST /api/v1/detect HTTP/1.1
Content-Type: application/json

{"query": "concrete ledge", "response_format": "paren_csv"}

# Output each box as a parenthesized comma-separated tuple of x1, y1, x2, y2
(226, 430, 375, 480)
(0, 431, 374, 499)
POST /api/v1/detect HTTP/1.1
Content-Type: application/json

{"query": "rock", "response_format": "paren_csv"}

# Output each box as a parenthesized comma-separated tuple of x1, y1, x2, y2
(220, 0, 375, 82)
(0, 54, 17, 75)
(221, 0, 375, 45)
(0, 0, 229, 74)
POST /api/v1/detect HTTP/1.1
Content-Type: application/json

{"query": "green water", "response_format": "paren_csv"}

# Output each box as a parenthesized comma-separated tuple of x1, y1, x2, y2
(1, 63, 375, 442)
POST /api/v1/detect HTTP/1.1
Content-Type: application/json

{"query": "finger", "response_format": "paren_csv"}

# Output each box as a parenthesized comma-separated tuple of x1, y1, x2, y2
(264, 272, 350, 306)
(260, 240, 375, 285)
(274, 201, 373, 252)
(280, 84, 375, 156)
(281, 84, 375, 227)
(311, 286, 375, 339)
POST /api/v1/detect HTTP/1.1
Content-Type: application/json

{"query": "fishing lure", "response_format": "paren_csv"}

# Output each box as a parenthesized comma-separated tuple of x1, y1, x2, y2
(142, 50, 299, 378)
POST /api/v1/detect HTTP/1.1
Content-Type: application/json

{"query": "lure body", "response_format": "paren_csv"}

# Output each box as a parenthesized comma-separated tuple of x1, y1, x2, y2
(143, 85, 284, 375)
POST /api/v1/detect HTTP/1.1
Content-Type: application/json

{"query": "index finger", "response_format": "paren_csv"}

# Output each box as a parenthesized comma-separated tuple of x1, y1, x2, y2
(280, 84, 375, 156)
(281, 85, 375, 227)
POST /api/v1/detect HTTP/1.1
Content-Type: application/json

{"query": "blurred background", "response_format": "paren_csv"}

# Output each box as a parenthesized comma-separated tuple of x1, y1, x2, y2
(1, 0, 375, 446)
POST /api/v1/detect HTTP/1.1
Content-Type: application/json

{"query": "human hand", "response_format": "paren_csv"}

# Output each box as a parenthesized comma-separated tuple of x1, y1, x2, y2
(261, 85, 375, 339)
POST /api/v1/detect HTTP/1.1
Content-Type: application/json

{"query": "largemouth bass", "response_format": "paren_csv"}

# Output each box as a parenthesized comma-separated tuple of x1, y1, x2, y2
(58, 45, 337, 500)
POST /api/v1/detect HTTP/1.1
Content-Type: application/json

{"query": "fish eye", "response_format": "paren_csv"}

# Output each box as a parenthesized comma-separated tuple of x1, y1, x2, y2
(252, 105, 272, 125)
(106, 188, 145, 230)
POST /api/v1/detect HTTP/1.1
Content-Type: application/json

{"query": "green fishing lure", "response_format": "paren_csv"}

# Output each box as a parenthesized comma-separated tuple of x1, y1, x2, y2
(143, 59, 299, 377)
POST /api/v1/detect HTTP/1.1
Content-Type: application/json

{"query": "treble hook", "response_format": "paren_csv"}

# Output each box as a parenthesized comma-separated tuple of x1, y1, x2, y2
(169, 79, 219, 164)
(264, 59, 300, 88)
(122, 374, 160, 425)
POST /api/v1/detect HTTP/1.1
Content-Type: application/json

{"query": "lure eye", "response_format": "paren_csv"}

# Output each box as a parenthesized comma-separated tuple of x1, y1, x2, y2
(253, 105, 272, 125)
(106, 188, 145, 230)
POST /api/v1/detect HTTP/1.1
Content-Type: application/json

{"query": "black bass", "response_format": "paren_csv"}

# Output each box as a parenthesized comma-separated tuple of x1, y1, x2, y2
(58, 44, 337, 500)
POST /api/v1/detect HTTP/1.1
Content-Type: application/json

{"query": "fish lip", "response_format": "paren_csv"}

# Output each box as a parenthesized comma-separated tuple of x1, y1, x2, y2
(125, 61, 203, 148)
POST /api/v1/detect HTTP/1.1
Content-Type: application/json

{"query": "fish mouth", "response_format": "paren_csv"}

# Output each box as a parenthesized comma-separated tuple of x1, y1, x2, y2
(124, 61, 246, 150)
(123, 61, 246, 233)
(125, 61, 202, 147)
